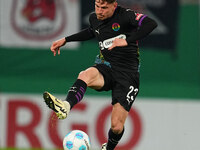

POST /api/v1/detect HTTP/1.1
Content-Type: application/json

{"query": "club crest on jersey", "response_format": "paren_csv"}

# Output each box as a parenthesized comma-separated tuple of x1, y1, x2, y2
(112, 23, 120, 31)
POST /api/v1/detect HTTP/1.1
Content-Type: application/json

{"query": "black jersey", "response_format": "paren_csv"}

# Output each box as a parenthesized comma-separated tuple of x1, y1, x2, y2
(65, 6, 157, 72)
(89, 6, 146, 72)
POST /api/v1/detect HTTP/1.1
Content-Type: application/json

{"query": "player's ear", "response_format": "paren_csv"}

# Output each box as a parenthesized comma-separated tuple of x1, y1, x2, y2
(114, 2, 118, 9)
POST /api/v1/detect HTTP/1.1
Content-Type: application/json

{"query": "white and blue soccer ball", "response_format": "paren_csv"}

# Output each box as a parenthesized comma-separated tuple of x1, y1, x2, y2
(63, 130, 91, 150)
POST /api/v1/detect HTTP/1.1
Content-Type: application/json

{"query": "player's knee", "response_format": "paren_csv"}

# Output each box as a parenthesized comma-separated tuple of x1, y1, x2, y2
(78, 68, 99, 85)
(78, 70, 88, 82)
(111, 120, 124, 134)
(78, 71, 85, 79)
(78, 69, 95, 85)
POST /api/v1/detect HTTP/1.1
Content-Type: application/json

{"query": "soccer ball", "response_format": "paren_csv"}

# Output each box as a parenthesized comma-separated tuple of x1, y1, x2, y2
(63, 130, 91, 150)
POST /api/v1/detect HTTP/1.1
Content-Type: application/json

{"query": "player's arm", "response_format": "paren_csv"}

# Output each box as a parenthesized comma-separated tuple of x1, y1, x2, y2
(126, 16, 157, 44)
(50, 27, 95, 56)
(65, 27, 95, 42)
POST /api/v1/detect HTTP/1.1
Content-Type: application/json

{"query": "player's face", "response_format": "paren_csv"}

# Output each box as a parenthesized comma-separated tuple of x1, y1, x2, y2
(95, 0, 117, 20)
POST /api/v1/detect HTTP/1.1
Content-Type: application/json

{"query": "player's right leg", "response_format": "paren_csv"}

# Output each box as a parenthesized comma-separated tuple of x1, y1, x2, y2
(105, 103, 128, 150)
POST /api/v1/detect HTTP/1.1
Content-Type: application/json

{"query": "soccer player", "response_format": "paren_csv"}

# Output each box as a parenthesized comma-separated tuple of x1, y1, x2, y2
(43, 0, 157, 149)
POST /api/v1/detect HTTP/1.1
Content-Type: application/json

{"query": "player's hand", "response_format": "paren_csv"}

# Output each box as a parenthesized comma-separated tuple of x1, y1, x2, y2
(50, 37, 66, 56)
(108, 38, 128, 50)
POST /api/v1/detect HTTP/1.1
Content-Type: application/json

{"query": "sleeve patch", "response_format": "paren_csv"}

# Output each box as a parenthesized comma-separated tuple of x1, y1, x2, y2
(135, 13, 144, 21)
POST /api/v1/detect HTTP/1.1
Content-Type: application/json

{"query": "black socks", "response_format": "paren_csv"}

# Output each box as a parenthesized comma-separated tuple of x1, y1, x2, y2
(107, 128, 125, 150)
(65, 79, 87, 108)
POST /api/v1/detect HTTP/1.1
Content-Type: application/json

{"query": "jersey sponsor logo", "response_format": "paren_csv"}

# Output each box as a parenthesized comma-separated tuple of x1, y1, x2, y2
(112, 23, 120, 31)
(99, 34, 126, 50)
(135, 13, 144, 21)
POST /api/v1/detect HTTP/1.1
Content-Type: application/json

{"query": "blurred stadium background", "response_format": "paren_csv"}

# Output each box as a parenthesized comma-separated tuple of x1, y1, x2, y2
(0, 0, 199, 150)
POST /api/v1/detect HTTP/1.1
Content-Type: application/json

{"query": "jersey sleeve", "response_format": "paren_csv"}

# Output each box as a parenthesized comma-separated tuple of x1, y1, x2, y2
(88, 12, 96, 30)
(65, 13, 95, 42)
(126, 9, 147, 27)
(65, 28, 94, 42)
(125, 10, 157, 44)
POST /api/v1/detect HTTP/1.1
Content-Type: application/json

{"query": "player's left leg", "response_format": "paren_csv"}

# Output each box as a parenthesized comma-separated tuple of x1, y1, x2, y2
(43, 91, 71, 119)
(65, 67, 104, 108)
(43, 67, 104, 119)
(104, 103, 128, 150)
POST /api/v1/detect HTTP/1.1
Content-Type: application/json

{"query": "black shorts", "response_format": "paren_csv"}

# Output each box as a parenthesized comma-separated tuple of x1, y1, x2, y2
(93, 64, 140, 112)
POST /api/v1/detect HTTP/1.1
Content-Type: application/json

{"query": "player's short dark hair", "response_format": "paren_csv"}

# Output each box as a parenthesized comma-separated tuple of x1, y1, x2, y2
(96, 0, 116, 4)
